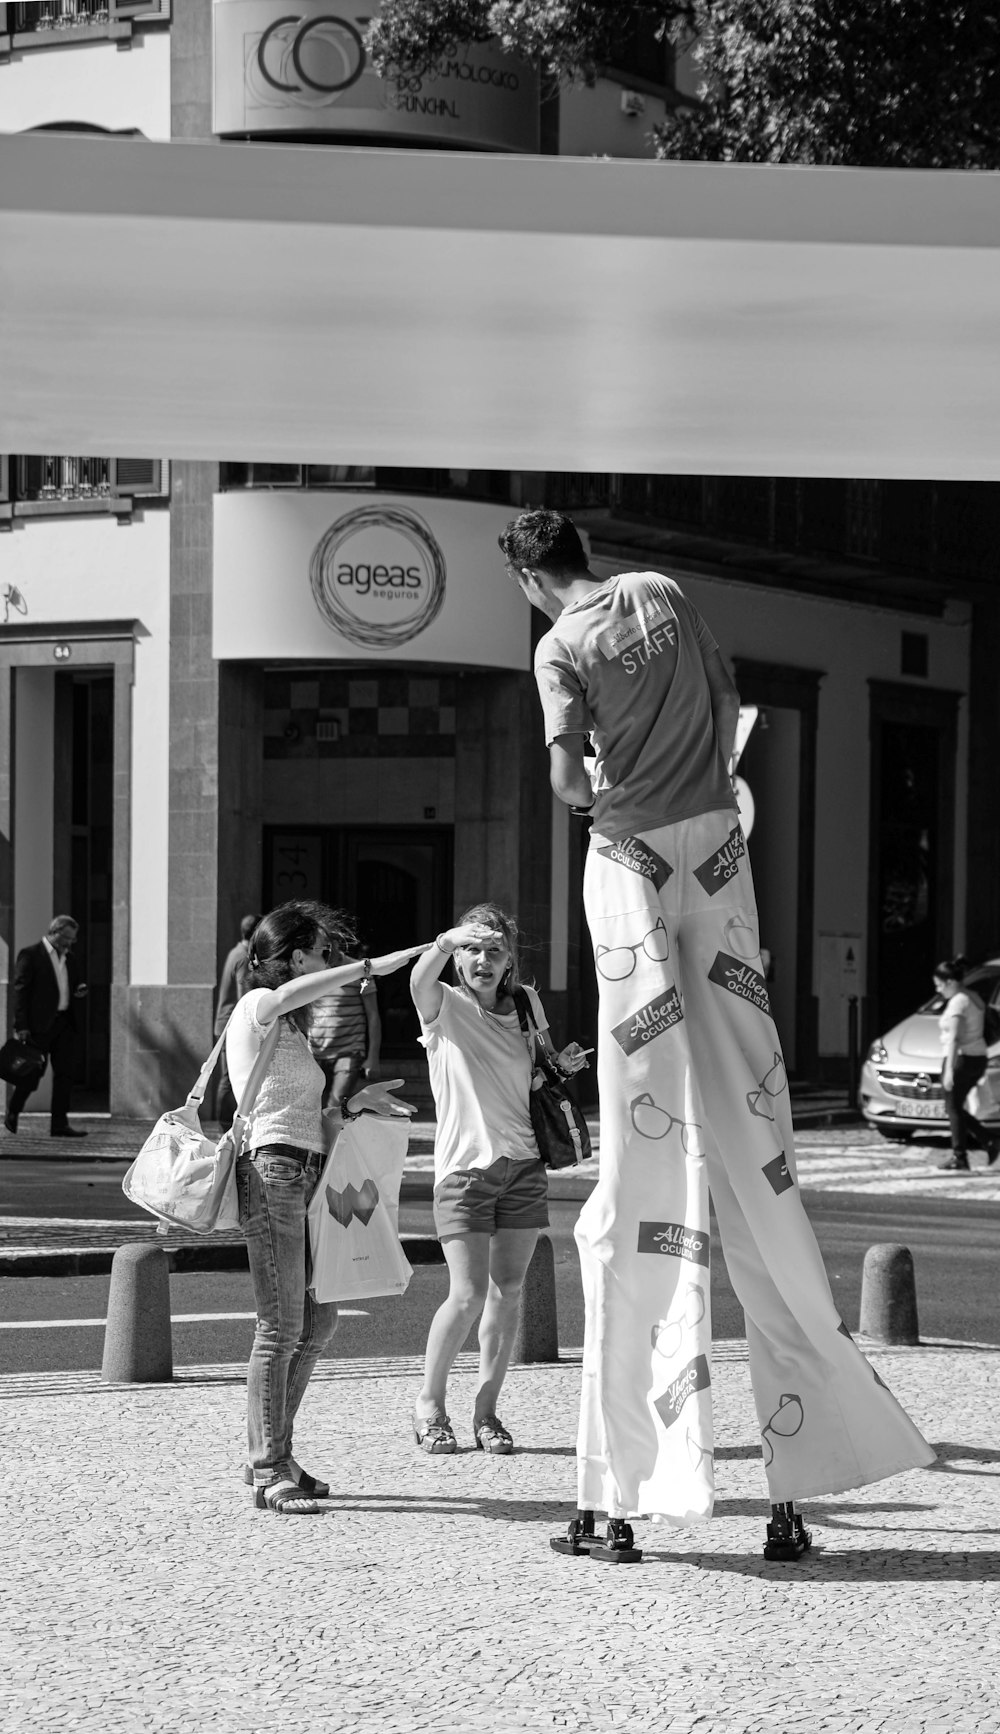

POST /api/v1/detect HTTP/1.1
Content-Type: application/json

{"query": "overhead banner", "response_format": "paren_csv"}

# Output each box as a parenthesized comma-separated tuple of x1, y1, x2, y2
(213, 491, 531, 667)
(212, 0, 539, 151)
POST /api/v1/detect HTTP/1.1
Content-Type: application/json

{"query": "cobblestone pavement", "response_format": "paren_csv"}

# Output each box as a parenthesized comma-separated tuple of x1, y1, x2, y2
(2, 1340, 998, 1734)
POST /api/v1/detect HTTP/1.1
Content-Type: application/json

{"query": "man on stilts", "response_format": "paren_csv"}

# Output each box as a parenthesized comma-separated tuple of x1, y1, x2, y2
(500, 510, 935, 1563)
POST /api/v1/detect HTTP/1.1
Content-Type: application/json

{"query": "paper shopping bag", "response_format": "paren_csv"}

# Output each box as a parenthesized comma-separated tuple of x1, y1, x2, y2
(307, 1115, 412, 1303)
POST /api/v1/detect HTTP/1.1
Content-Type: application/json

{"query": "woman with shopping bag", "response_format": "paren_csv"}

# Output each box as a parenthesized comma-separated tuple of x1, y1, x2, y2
(410, 902, 590, 1456)
(228, 899, 430, 1514)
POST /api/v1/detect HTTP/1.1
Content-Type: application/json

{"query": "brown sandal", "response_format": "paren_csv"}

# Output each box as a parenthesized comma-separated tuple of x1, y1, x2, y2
(412, 1410, 458, 1454)
(253, 1479, 323, 1515)
(474, 1414, 514, 1455)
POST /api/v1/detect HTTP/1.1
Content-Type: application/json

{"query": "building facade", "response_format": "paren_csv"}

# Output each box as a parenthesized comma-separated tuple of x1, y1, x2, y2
(2, 0, 997, 1114)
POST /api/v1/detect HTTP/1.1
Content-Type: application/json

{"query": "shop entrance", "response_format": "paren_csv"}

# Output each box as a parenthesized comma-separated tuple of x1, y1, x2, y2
(868, 683, 959, 1036)
(264, 825, 454, 1052)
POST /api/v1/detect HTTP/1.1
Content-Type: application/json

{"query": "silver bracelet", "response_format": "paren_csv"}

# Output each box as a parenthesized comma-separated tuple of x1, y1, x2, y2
(435, 933, 456, 955)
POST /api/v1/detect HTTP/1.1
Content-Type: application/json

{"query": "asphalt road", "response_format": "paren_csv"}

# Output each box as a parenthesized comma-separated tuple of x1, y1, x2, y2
(1, 1161, 997, 1372)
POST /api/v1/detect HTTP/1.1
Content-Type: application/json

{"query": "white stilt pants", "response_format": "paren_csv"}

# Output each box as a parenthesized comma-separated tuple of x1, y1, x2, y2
(576, 809, 935, 1522)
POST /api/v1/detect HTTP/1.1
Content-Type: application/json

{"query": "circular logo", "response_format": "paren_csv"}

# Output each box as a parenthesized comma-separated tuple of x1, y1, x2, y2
(250, 14, 366, 109)
(310, 505, 446, 649)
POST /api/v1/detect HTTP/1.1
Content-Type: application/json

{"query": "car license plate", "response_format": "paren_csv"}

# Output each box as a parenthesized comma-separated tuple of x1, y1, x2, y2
(895, 1097, 944, 1119)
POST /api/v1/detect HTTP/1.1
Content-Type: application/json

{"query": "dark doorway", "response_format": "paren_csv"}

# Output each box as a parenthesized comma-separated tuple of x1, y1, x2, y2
(54, 671, 114, 1107)
(868, 683, 959, 1035)
(732, 660, 823, 1077)
(263, 824, 453, 1054)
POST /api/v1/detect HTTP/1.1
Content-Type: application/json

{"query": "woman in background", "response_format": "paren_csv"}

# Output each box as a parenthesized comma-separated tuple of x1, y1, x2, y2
(933, 955, 999, 1172)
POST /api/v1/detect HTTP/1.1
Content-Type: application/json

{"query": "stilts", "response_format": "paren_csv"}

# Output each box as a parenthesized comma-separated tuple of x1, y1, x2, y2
(590, 1517, 642, 1564)
(550, 1508, 596, 1556)
(550, 1509, 642, 1563)
(763, 1500, 812, 1561)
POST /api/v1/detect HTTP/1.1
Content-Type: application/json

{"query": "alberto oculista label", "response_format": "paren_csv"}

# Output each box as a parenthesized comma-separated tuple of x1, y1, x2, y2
(653, 1354, 712, 1431)
(708, 951, 771, 1015)
(595, 837, 673, 891)
(636, 1220, 710, 1268)
(612, 986, 683, 1054)
(693, 824, 746, 897)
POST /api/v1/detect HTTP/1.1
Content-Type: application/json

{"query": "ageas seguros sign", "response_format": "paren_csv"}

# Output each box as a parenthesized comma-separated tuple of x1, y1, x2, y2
(309, 504, 446, 649)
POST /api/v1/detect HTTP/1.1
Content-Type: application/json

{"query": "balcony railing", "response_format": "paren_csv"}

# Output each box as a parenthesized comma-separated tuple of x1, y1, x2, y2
(11, 2, 110, 28)
(18, 454, 113, 500)
(0, 454, 165, 526)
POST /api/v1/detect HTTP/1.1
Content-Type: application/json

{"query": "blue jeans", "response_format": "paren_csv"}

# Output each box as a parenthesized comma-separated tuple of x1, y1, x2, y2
(237, 1143, 339, 1484)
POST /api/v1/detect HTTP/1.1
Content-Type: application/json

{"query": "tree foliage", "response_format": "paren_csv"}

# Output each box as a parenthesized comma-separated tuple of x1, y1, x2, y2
(367, 0, 1000, 168)
(367, 2, 695, 85)
(656, 1, 1000, 167)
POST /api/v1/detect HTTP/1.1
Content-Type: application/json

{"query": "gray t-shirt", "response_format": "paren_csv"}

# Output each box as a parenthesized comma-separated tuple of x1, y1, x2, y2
(534, 571, 733, 840)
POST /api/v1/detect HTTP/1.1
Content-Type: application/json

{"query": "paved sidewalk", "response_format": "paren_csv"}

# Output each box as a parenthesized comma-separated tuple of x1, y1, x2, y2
(2, 1338, 998, 1734)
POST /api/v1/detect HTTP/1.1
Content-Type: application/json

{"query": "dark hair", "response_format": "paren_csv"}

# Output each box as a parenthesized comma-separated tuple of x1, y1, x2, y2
(240, 912, 261, 941)
(498, 510, 586, 579)
(451, 901, 523, 1002)
(246, 900, 357, 992)
(933, 955, 968, 984)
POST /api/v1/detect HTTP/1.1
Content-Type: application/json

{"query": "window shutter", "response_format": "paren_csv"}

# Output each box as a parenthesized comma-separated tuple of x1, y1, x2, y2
(108, 1, 170, 18)
(0, 456, 9, 504)
(110, 458, 164, 496)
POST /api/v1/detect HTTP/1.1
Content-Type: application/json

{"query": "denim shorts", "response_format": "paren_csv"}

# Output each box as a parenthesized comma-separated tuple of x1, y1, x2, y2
(433, 1156, 549, 1239)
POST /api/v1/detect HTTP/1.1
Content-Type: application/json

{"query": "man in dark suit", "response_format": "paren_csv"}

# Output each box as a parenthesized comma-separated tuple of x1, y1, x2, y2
(5, 914, 88, 1138)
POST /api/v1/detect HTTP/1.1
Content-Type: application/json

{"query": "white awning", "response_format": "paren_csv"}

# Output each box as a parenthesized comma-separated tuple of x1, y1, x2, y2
(2, 131, 999, 478)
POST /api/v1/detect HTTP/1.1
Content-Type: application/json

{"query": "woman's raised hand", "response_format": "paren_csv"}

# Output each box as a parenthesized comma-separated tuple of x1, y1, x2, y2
(441, 923, 504, 953)
(370, 943, 434, 977)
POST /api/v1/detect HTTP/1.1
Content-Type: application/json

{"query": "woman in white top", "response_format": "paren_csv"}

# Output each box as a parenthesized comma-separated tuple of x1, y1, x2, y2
(932, 955, 998, 1173)
(228, 898, 428, 1513)
(410, 901, 590, 1455)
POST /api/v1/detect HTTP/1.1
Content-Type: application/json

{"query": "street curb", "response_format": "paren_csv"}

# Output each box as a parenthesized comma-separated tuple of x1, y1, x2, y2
(0, 1232, 445, 1279)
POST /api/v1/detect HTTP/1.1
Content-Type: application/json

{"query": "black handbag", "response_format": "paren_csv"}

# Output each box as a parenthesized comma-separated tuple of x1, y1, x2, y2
(512, 988, 592, 1170)
(0, 1036, 46, 1085)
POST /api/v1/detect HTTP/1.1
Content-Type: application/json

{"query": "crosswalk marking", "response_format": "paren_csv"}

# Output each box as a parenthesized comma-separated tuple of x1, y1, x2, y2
(0, 1309, 367, 1330)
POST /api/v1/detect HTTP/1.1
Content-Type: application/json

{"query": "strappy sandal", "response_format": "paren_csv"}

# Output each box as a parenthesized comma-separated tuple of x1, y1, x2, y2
(253, 1478, 323, 1514)
(412, 1410, 458, 1454)
(243, 1459, 330, 1499)
(473, 1414, 514, 1455)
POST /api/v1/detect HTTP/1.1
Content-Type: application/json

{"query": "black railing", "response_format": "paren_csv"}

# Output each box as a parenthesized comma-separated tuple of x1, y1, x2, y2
(11, 2, 110, 29)
(17, 454, 111, 501)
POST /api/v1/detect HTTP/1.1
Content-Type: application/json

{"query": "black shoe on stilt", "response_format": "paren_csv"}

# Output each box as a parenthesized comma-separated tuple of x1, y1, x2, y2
(763, 1500, 812, 1561)
(590, 1518, 642, 1564)
(550, 1508, 596, 1556)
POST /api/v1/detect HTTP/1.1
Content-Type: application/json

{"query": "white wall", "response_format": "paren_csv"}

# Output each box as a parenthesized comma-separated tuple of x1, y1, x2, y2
(0, 509, 171, 983)
(559, 78, 671, 160)
(0, 28, 171, 138)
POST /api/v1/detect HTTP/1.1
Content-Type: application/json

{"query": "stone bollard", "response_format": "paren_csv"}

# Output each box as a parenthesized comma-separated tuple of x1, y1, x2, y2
(859, 1242, 919, 1346)
(101, 1244, 173, 1383)
(512, 1233, 560, 1364)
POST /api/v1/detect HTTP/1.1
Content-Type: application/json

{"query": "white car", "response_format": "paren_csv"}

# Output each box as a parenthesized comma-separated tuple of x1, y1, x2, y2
(860, 959, 1000, 1141)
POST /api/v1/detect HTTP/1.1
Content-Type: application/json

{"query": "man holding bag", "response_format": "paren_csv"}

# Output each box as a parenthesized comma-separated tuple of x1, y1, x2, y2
(5, 915, 88, 1139)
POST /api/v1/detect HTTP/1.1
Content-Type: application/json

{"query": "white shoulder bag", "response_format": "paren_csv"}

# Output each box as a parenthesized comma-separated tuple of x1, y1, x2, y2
(122, 1016, 280, 1235)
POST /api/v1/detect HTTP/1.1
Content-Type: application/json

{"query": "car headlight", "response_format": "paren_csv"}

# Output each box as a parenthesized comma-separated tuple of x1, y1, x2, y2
(867, 1041, 888, 1064)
